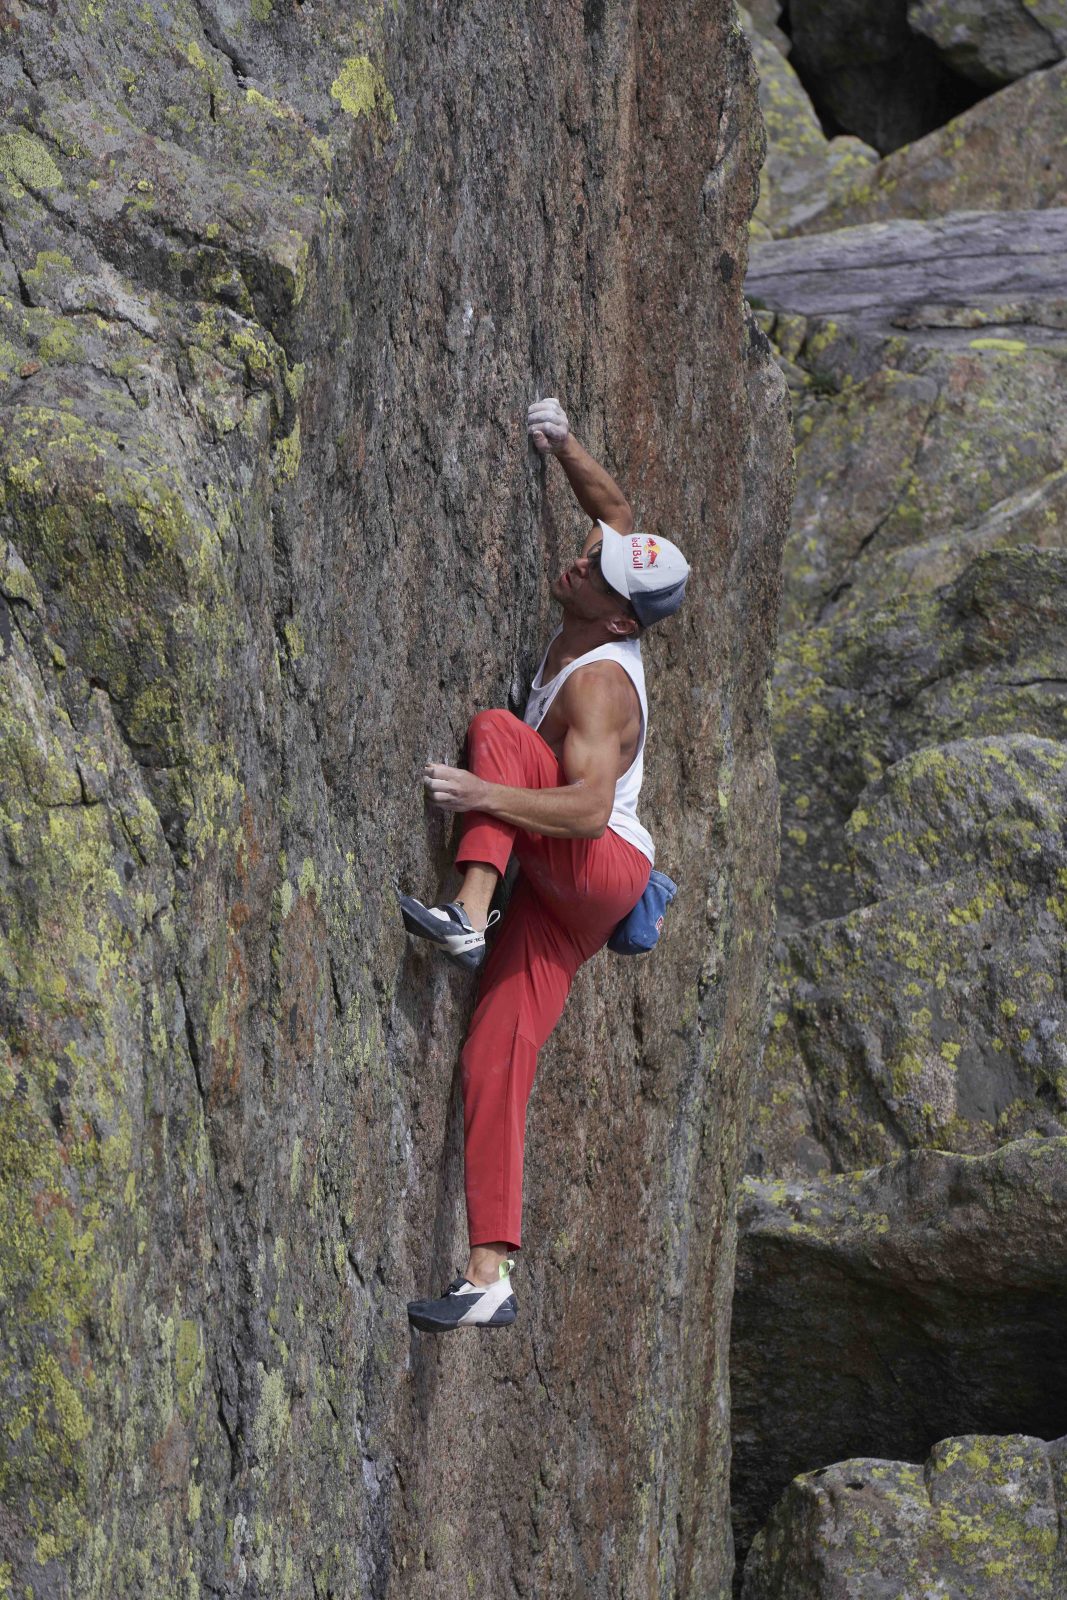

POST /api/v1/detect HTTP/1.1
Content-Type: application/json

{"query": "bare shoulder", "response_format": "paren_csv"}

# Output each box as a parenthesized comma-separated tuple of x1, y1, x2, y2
(559, 660, 638, 728)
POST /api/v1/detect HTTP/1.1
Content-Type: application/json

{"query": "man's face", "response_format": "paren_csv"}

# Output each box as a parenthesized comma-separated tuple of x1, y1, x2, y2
(551, 541, 633, 626)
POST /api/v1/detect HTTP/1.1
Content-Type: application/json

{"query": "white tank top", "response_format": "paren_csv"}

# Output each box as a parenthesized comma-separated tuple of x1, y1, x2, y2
(523, 629, 655, 864)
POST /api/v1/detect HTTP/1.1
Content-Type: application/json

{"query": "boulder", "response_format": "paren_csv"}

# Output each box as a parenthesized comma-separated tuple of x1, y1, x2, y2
(743, 1432, 1067, 1598)
(743, 0, 792, 52)
(730, 1139, 1067, 1567)
(751, 735, 1067, 1179)
(908, 0, 1067, 87)
(773, 548, 1067, 929)
(742, 13, 878, 238)
(0, 2, 792, 1595)
(794, 60, 1067, 229)
(747, 208, 1067, 331)
(768, 317, 1067, 638)
(786, 0, 979, 154)
(747, 210, 1067, 1183)
(751, 268, 1067, 933)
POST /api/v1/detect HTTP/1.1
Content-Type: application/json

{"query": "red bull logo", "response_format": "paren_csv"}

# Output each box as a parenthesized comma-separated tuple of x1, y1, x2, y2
(631, 536, 661, 570)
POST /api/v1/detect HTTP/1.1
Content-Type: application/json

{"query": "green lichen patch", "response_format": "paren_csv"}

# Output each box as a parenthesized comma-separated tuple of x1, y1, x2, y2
(0, 401, 249, 869)
(174, 1319, 204, 1423)
(329, 55, 396, 124)
(745, 1430, 1067, 1597)
(252, 1364, 291, 1468)
(0, 626, 188, 1571)
(0, 130, 64, 199)
(969, 336, 1029, 355)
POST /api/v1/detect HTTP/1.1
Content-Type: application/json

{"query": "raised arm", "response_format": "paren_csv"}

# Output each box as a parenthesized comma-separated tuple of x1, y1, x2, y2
(527, 398, 634, 545)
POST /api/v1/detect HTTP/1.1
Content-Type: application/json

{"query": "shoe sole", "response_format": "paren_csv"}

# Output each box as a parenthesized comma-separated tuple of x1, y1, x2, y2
(399, 897, 486, 972)
(407, 1304, 518, 1334)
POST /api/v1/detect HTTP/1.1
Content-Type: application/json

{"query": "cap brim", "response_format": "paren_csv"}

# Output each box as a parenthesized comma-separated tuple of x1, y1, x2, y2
(597, 519, 632, 605)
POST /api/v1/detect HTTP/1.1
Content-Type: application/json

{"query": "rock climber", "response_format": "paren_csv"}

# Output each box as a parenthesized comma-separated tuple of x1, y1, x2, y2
(400, 397, 690, 1333)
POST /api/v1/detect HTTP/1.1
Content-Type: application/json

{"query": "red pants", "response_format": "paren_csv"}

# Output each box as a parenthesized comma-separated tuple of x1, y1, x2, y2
(456, 710, 651, 1250)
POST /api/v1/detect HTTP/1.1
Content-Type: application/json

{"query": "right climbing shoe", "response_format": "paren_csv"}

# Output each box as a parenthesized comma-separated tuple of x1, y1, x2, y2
(407, 1258, 518, 1333)
(398, 894, 500, 971)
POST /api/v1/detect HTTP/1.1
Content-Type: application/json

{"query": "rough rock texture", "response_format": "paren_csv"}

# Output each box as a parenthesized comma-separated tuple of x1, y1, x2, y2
(742, 1432, 1067, 1599)
(731, 1139, 1067, 1565)
(754, 541, 1067, 1171)
(765, 326, 1067, 638)
(0, 3, 793, 1596)
(735, 36, 1067, 1591)
(795, 59, 1067, 231)
(742, 11, 878, 240)
(909, 0, 1067, 86)
(770, 539, 1067, 904)
(771, 321, 1067, 920)
(744, 224, 1067, 1174)
(786, 0, 979, 154)
(752, 733, 1067, 1178)
(748, 208, 1067, 331)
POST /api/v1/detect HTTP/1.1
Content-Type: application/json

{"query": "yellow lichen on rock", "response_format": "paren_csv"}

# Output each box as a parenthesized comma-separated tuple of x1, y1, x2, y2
(329, 55, 396, 123)
(0, 131, 63, 198)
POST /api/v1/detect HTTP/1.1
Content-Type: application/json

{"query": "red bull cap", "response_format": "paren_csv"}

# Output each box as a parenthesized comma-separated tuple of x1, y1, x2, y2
(596, 520, 690, 627)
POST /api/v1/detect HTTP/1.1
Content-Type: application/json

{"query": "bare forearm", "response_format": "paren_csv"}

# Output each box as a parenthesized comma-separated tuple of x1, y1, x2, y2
(554, 435, 633, 532)
(481, 779, 608, 839)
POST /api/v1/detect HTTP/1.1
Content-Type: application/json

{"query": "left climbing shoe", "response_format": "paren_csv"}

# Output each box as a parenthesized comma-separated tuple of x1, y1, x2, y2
(398, 894, 499, 971)
(407, 1259, 518, 1333)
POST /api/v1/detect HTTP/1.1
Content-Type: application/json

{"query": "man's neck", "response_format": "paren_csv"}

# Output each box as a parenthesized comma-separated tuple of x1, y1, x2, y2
(551, 611, 630, 666)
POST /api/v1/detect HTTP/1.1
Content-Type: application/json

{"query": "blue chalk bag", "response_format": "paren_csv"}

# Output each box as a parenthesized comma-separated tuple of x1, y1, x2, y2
(608, 869, 678, 956)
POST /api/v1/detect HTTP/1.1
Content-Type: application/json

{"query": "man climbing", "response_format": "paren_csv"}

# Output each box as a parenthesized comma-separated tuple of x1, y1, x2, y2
(401, 397, 690, 1333)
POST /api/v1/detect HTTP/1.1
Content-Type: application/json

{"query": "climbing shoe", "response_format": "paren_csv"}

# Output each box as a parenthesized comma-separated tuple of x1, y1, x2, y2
(398, 895, 500, 971)
(407, 1259, 518, 1333)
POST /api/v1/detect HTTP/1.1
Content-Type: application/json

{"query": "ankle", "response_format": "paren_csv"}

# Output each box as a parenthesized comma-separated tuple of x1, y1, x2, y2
(455, 862, 500, 930)
(465, 1261, 503, 1286)
(465, 1244, 512, 1285)
(455, 898, 490, 933)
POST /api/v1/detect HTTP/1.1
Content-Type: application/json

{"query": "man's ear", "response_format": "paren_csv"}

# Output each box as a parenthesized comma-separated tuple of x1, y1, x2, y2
(607, 613, 640, 639)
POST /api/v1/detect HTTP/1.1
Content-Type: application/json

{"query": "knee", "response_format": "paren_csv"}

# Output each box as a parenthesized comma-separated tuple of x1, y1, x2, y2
(466, 708, 520, 749)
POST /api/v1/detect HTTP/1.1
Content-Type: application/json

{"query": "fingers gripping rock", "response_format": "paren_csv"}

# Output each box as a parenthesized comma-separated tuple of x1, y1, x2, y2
(423, 763, 485, 813)
(527, 396, 569, 454)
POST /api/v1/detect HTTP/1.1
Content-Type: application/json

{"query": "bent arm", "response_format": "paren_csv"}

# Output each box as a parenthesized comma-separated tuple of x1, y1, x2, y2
(477, 670, 626, 839)
(480, 780, 607, 840)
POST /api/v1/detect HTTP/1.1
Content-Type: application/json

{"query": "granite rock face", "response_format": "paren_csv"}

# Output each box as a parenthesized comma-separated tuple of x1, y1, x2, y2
(0, 3, 793, 1596)
(756, 541, 1067, 1166)
(747, 211, 1067, 1174)
(743, 1431, 1067, 1600)
(908, 0, 1067, 86)
(731, 1140, 1067, 1562)
(776, 452, 1067, 927)
(752, 734, 1067, 1178)
(772, 333, 1067, 628)
(736, 21, 1067, 1596)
